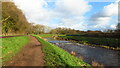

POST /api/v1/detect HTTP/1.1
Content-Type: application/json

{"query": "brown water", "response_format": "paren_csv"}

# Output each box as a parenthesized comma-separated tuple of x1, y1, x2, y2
(47, 38, 120, 67)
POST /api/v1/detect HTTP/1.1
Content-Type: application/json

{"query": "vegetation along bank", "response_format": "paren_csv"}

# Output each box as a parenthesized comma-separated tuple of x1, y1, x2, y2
(33, 35, 91, 67)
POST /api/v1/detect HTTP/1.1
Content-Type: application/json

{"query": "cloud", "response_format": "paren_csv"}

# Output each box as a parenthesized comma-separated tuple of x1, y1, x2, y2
(53, 0, 91, 30)
(55, 0, 91, 16)
(47, 16, 86, 30)
(13, 0, 54, 25)
(110, 24, 117, 29)
(13, 0, 91, 30)
(89, 2, 118, 30)
(13, 0, 119, 31)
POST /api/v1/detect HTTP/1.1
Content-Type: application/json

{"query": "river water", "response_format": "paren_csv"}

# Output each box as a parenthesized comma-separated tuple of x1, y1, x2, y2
(46, 38, 120, 66)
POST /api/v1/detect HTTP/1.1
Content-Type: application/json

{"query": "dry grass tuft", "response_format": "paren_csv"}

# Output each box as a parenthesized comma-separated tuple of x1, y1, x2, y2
(92, 61, 104, 68)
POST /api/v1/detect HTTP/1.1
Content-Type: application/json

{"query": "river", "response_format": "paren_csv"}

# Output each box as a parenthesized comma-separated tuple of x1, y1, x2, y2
(46, 38, 120, 67)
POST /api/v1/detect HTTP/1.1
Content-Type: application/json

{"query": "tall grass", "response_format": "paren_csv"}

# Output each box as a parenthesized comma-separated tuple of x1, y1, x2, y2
(1, 36, 29, 64)
(33, 35, 91, 67)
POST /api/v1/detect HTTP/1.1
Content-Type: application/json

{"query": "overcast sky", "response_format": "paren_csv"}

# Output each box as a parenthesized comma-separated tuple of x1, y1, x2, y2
(13, 0, 119, 31)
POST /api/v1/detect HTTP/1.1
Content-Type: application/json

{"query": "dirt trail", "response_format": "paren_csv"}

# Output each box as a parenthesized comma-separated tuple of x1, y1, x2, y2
(5, 36, 44, 66)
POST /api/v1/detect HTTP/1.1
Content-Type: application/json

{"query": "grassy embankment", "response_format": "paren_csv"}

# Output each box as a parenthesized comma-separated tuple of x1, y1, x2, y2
(33, 34, 91, 67)
(1, 36, 29, 64)
(59, 35, 120, 50)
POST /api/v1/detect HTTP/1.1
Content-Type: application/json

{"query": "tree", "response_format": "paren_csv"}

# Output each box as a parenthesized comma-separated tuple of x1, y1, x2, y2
(50, 27, 80, 34)
(2, 2, 30, 35)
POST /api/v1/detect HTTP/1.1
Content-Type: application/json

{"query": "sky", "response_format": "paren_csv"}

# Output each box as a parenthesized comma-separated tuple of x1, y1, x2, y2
(13, 0, 119, 31)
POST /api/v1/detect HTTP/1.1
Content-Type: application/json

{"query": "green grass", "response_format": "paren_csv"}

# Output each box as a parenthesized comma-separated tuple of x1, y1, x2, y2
(1, 36, 29, 64)
(33, 35, 91, 67)
(60, 35, 120, 48)
(39, 34, 65, 38)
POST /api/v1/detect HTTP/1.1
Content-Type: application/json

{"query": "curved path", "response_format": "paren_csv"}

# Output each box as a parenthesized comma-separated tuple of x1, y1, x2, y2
(5, 36, 44, 66)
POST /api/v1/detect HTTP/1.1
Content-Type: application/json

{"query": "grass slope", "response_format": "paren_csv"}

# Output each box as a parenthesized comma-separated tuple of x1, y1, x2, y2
(1, 36, 29, 64)
(33, 35, 91, 67)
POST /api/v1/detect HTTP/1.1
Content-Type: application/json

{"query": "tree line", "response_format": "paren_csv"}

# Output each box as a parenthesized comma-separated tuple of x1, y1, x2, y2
(1, 2, 50, 36)
(1, 2, 120, 36)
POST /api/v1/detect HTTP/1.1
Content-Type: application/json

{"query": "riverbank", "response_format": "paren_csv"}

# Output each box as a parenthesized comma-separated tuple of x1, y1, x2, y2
(58, 35, 120, 51)
(33, 35, 91, 67)
(47, 37, 119, 67)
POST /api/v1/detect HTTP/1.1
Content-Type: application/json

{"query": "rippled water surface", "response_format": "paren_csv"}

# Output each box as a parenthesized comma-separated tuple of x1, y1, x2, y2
(46, 38, 120, 66)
